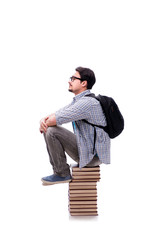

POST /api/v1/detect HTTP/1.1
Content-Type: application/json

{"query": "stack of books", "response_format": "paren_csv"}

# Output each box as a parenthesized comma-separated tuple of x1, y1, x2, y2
(68, 165, 100, 216)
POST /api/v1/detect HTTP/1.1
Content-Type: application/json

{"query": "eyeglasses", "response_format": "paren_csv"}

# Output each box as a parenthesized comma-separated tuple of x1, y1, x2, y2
(70, 76, 84, 82)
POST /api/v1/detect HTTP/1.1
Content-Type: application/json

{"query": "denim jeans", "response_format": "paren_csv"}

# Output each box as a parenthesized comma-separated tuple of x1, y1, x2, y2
(43, 126, 101, 177)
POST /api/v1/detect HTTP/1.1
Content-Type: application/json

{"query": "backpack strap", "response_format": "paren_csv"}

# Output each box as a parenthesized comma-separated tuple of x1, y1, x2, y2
(83, 93, 107, 129)
(82, 94, 106, 154)
(83, 119, 105, 154)
(82, 119, 105, 129)
(93, 126, 96, 154)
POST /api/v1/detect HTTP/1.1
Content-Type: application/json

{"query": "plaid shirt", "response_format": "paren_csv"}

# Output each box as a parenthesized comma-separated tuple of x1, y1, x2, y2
(55, 90, 110, 168)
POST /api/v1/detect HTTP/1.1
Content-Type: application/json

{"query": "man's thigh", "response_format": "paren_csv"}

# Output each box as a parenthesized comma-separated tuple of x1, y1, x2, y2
(46, 126, 79, 162)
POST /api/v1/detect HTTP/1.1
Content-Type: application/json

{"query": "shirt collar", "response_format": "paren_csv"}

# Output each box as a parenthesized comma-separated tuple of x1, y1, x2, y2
(73, 90, 91, 102)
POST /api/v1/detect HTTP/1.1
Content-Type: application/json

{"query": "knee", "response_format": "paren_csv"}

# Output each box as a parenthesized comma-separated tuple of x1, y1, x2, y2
(45, 126, 59, 139)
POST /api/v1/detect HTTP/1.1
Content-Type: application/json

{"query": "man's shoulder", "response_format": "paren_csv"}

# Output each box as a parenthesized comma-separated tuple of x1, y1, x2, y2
(81, 94, 99, 105)
(73, 90, 100, 109)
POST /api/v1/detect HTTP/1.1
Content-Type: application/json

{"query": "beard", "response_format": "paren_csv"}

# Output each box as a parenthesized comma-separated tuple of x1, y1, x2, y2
(68, 89, 73, 92)
(68, 85, 73, 92)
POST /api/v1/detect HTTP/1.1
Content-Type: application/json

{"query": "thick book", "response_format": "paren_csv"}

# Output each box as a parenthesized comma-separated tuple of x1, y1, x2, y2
(69, 196, 97, 201)
(72, 167, 100, 172)
(69, 193, 97, 197)
(71, 179, 100, 182)
(69, 185, 97, 190)
(69, 201, 97, 205)
(70, 208, 97, 212)
(70, 212, 98, 216)
(69, 182, 97, 186)
(69, 186, 97, 190)
(69, 189, 97, 194)
(72, 172, 100, 176)
(69, 204, 97, 209)
(72, 175, 100, 179)
(72, 178, 100, 182)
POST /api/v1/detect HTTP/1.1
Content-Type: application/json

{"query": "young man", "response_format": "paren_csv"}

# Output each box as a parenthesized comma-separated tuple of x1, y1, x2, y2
(39, 67, 110, 185)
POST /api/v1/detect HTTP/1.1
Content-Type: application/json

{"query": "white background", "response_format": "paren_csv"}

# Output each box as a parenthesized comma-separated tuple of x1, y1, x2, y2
(0, 0, 160, 239)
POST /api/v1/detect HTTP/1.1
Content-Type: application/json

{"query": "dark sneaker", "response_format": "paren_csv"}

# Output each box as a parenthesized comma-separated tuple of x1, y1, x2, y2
(41, 174, 72, 185)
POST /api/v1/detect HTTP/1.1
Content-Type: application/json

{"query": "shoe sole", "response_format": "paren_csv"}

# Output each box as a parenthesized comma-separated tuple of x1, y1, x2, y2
(41, 178, 72, 185)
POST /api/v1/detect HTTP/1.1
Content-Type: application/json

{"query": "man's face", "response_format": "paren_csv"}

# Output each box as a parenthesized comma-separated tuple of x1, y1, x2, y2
(68, 71, 86, 95)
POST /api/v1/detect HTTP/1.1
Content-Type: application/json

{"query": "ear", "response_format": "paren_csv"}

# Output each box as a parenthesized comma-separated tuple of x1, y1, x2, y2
(82, 80, 87, 88)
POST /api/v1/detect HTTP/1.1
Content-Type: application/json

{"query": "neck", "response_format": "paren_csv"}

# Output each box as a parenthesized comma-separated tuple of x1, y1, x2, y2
(74, 88, 87, 96)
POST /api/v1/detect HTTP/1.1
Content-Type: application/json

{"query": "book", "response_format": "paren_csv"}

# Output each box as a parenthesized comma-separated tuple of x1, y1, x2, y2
(69, 189, 97, 194)
(69, 193, 97, 197)
(69, 185, 97, 190)
(72, 166, 100, 172)
(71, 179, 100, 182)
(72, 174, 100, 178)
(69, 197, 97, 201)
(70, 208, 97, 212)
(72, 171, 100, 176)
(69, 182, 96, 186)
(70, 212, 98, 216)
(69, 204, 97, 209)
(69, 201, 97, 205)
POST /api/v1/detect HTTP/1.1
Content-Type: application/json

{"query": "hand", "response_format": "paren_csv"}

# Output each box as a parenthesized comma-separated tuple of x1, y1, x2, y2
(39, 117, 49, 133)
(45, 113, 57, 127)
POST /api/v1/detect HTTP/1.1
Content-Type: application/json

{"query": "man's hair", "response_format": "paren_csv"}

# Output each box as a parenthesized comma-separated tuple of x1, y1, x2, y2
(75, 67, 96, 89)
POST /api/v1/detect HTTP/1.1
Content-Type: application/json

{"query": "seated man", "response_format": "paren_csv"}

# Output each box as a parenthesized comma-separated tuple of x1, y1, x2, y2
(39, 67, 110, 185)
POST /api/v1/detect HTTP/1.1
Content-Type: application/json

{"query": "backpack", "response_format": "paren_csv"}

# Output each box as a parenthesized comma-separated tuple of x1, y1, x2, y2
(83, 93, 124, 139)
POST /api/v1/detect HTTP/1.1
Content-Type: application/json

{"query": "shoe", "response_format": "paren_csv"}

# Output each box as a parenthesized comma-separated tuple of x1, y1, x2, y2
(41, 174, 72, 185)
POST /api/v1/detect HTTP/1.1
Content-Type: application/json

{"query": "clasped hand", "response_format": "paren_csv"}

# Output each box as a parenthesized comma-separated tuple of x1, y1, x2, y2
(39, 117, 49, 133)
(39, 113, 57, 133)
